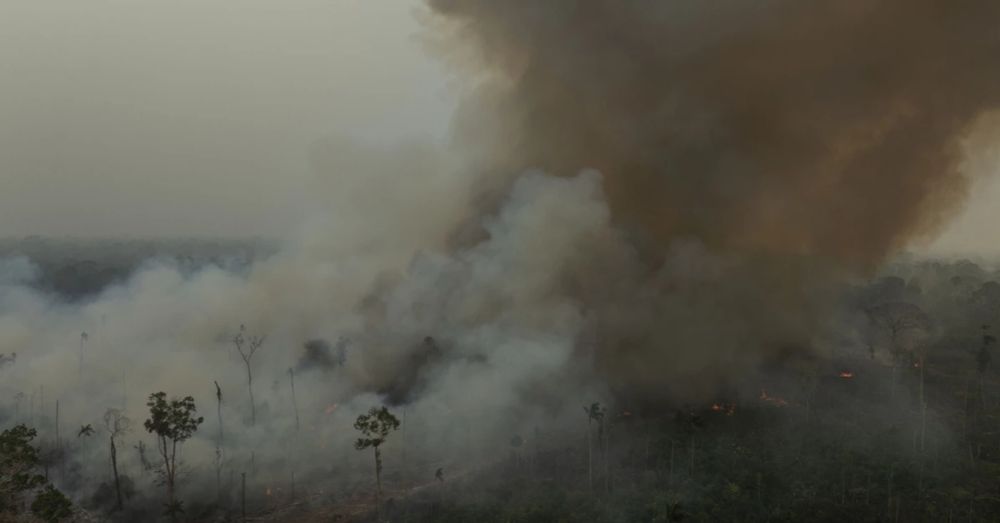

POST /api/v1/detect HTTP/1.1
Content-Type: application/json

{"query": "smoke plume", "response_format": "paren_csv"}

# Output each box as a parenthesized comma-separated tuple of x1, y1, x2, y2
(428, 0, 1000, 266)
(418, 0, 1000, 394)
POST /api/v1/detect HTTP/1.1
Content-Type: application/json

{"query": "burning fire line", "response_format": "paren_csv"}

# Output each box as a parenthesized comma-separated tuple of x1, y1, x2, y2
(759, 389, 788, 407)
(710, 403, 736, 415)
(839, 371, 854, 379)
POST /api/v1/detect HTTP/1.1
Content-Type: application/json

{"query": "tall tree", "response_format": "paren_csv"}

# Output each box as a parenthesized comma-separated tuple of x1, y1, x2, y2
(288, 368, 300, 432)
(867, 302, 931, 397)
(103, 408, 131, 511)
(584, 402, 605, 491)
(213, 381, 224, 501)
(232, 325, 265, 426)
(12, 393, 24, 423)
(353, 406, 400, 512)
(977, 325, 995, 409)
(78, 332, 88, 379)
(143, 392, 204, 521)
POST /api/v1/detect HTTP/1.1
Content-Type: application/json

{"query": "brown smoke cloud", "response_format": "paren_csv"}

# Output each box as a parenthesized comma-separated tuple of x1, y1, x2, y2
(418, 1, 1000, 399)
(427, 0, 1000, 268)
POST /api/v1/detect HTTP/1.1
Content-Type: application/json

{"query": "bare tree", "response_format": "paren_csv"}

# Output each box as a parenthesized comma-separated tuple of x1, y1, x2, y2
(12, 392, 24, 422)
(54, 401, 60, 454)
(213, 381, 224, 445)
(866, 302, 931, 397)
(79, 332, 88, 379)
(213, 381, 224, 500)
(584, 402, 605, 491)
(134, 440, 154, 477)
(976, 325, 995, 409)
(232, 325, 265, 426)
(288, 368, 300, 432)
(103, 408, 131, 511)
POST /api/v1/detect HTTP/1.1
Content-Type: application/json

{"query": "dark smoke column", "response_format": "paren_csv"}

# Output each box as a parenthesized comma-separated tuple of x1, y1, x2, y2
(428, 0, 1000, 268)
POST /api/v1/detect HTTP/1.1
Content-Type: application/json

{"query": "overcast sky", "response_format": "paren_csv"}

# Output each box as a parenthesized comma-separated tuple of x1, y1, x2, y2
(0, 0, 997, 257)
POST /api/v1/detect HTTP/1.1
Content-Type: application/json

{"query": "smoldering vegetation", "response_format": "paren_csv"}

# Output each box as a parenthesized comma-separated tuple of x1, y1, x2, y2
(2, 0, 1000, 522)
(2, 193, 1000, 522)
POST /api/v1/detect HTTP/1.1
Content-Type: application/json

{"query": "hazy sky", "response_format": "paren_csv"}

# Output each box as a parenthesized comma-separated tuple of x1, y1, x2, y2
(0, 0, 452, 238)
(0, 1, 997, 257)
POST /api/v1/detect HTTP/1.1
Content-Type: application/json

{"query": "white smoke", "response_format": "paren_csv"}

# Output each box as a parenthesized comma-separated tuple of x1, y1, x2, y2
(0, 164, 620, 512)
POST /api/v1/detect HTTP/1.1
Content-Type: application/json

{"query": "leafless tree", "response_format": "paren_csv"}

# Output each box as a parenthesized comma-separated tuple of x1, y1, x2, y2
(866, 302, 931, 397)
(584, 402, 605, 491)
(103, 408, 131, 511)
(288, 368, 300, 432)
(232, 325, 265, 426)
(213, 380, 224, 500)
(79, 332, 88, 379)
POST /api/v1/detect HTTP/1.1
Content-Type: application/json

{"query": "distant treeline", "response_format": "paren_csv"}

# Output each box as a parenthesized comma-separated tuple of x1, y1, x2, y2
(0, 237, 276, 301)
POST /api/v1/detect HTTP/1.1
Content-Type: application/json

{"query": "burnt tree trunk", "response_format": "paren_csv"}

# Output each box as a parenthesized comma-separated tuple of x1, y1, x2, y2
(110, 436, 123, 510)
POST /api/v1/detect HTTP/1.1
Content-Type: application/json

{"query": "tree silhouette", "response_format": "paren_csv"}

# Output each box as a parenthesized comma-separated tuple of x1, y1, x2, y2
(353, 406, 400, 511)
(143, 392, 203, 521)
(977, 325, 995, 409)
(0, 425, 46, 510)
(584, 402, 605, 491)
(232, 325, 265, 426)
(213, 380, 224, 501)
(102, 408, 131, 511)
(77, 425, 94, 438)
(79, 332, 88, 379)
(867, 302, 931, 398)
(867, 302, 931, 364)
(12, 393, 24, 422)
(133, 441, 152, 476)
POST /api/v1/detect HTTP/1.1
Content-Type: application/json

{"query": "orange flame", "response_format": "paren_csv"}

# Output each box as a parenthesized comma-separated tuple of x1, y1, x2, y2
(839, 371, 854, 379)
(325, 403, 338, 415)
(759, 389, 788, 407)
(266, 487, 272, 497)
(711, 403, 736, 415)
